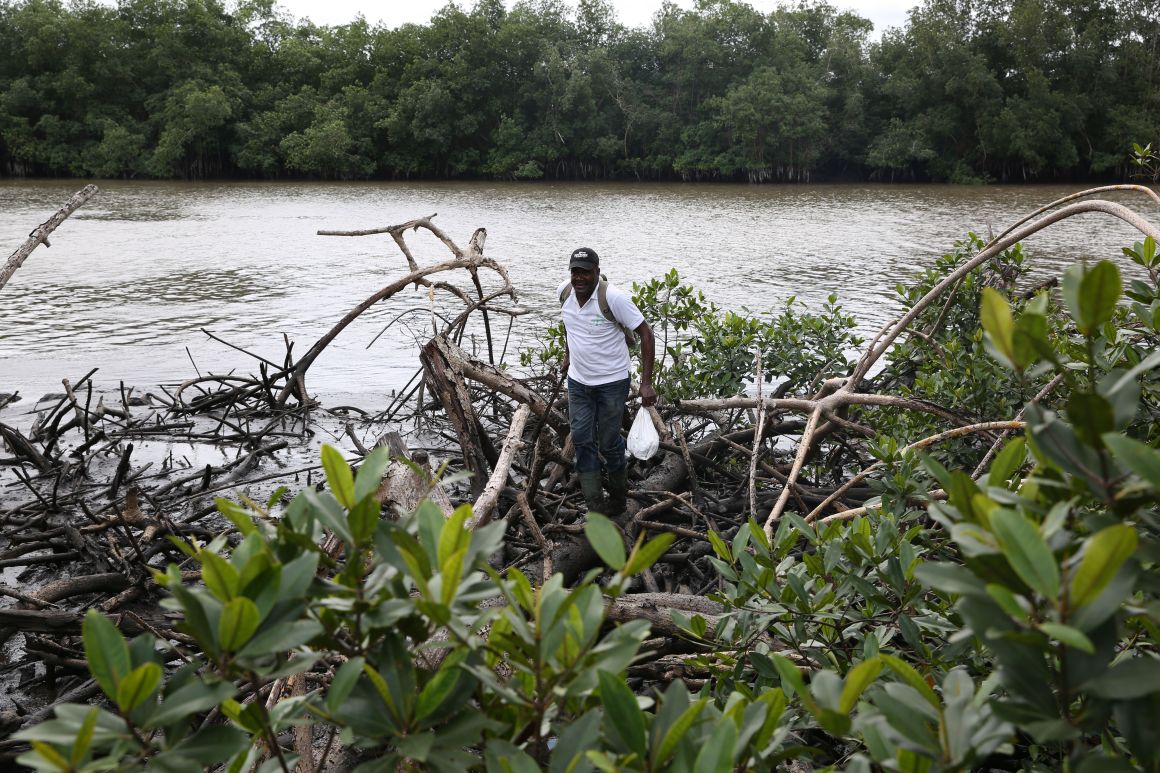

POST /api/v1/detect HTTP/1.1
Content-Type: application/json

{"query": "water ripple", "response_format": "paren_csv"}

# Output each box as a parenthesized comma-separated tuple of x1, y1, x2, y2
(1, 179, 1152, 400)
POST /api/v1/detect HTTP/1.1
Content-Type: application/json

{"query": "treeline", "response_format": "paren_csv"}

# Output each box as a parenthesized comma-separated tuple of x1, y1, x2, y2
(1, 0, 1158, 183)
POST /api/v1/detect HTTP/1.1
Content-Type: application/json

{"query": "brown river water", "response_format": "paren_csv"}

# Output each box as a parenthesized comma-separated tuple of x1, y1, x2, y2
(1, 179, 1155, 408)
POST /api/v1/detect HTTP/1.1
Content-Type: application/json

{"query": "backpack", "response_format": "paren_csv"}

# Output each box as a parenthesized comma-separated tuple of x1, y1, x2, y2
(559, 274, 638, 348)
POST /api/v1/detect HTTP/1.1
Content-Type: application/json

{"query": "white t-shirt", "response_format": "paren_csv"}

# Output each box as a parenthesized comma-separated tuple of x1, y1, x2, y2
(558, 277, 645, 386)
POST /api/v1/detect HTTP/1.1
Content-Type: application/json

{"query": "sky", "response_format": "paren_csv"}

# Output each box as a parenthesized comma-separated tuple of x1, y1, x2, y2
(272, 0, 917, 38)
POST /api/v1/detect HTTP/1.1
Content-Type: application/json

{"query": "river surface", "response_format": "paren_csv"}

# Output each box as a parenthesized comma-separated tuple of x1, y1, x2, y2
(1, 179, 1155, 408)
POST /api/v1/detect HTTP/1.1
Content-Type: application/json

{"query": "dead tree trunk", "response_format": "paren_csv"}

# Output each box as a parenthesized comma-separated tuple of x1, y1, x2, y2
(420, 337, 492, 499)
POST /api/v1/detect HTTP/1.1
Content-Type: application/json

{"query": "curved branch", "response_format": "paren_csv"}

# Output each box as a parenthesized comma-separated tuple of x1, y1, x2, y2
(970, 373, 1065, 479)
(762, 405, 821, 535)
(804, 420, 1025, 522)
(472, 404, 530, 527)
(850, 199, 1160, 386)
(275, 255, 511, 405)
(988, 185, 1160, 250)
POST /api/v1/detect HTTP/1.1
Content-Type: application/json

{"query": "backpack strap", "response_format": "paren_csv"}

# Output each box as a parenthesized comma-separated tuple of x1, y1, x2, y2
(560, 275, 638, 346)
(596, 281, 615, 325)
(598, 280, 639, 346)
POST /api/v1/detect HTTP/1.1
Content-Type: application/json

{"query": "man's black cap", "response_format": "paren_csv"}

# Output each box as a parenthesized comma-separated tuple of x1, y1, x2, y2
(569, 247, 599, 270)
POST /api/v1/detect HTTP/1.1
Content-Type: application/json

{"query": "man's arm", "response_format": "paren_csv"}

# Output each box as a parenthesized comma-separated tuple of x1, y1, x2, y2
(635, 321, 656, 407)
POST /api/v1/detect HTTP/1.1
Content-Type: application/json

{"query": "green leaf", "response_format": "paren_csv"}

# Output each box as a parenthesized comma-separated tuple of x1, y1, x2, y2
(914, 561, 986, 596)
(1114, 692, 1160, 765)
(981, 287, 1015, 363)
(598, 670, 646, 759)
(1084, 657, 1160, 699)
(218, 597, 261, 651)
(1012, 311, 1047, 370)
(770, 654, 820, 716)
(986, 583, 1029, 619)
(1071, 563, 1138, 633)
(266, 486, 289, 511)
(347, 497, 379, 545)
(748, 516, 771, 552)
(146, 680, 236, 729)
(82, 610, 131, 701)
(27, 741, 71, 771)
(199, 550, 239, 602)
(624, 532, 676, 576)
(1040, 622, 1095, 654)
(301, 489, 353, 546)
(280, 552, 320, 600)
(237, 620, 323, 658)
(1097, 368, 1142, 429)
(1077, 260, 1122, 334)
(327, 657, 365, 714)
(987, 437, 1026, 488)
(1070, 524, 1138, 609)
(485, 740, 539, 772)
(1103, 433, 1160, 490)
(416, 657, 466, 724)
(1102, 350, 1160, 397)
(840, 658, 883, 714)
(585, 513, 626, 570)
(549, 709, 602, 773)
(438, 503, 472, 566)
(1061, 263, 1085, 332)
(320, 444, 355, 508)
(990, 508, 1060, 600)
(708, 530, 732, 561)
(818, 707, 853, 736)
(168, 726, 250, 765)
(1067, 392, 1114, 449)
(654, 698, 708, 767)
(440, 547, 466, 605)
(946, 472, 987, 527)
(693, 718, 737, 773)
(353, 447, 392, 503)
(215, 498, 257, 537)
(880, 654, 940, 710)
(116, 662, 161, 712)
(70, 707, 98, 768)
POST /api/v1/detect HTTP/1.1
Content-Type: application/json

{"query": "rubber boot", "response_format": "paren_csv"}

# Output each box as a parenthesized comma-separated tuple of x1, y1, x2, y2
(606, 466, 628, 517)
(578, 472, 607, 515)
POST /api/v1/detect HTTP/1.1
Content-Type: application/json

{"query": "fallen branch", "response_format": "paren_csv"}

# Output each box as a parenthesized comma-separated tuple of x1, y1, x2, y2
(1, 184, 99, 293)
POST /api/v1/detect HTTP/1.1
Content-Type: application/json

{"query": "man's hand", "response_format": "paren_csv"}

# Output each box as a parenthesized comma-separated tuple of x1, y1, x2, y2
(639, 383, 657, 407)
(561, 353, 570, 374)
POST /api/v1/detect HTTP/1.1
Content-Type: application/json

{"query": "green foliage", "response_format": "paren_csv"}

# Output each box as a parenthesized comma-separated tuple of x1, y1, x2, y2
(694, 255, 1160, 770)
(14, 242, 1160, 770)
(627, 268, 863, 400)
(1130, 142, 1160, 183)
(870, 234, 1052, 472)
(1, 0, 1157, 180)
(14, 444, 767, 771)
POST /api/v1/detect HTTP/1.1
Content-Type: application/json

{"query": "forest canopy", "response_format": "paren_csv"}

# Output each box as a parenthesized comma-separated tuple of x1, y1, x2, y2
(0, 0, 1157, 183)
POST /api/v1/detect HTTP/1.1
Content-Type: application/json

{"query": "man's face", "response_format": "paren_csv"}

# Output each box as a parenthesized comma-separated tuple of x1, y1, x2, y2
(570, 266, 597, 296)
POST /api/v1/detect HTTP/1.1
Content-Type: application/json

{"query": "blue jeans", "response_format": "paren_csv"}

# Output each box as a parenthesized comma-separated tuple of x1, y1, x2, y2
(568, 377, 629, 475)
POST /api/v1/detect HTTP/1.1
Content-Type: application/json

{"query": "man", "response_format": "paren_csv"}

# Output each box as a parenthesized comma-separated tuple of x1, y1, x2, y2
(558, 247, 656, 517)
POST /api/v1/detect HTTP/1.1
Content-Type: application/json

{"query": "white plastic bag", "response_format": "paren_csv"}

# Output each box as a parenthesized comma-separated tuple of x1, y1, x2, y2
(627, 407, 660, 460)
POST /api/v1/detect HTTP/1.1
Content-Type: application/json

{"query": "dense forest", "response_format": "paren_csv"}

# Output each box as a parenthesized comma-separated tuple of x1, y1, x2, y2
(0, 0, 1158, 183)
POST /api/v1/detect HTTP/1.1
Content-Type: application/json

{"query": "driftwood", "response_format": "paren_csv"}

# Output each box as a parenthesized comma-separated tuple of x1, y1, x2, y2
(375, 433, 454, 518)
(0, 184, 99, 293)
